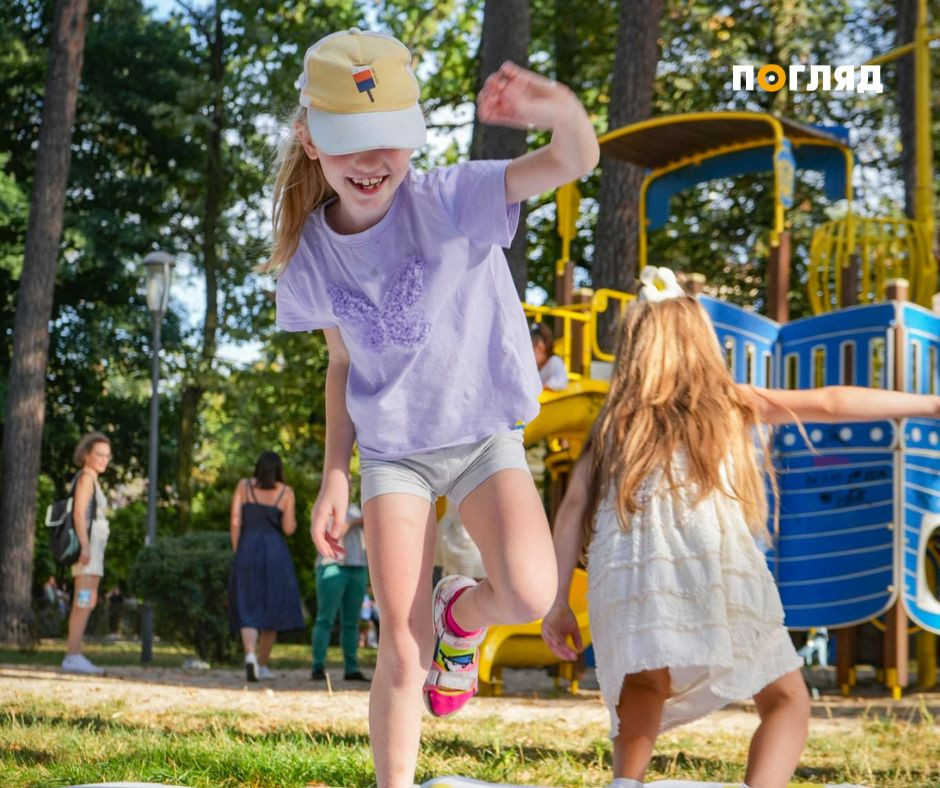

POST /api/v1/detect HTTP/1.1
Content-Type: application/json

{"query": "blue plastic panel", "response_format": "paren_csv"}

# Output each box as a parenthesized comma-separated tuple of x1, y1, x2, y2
(700, 295, 778, 387)
(774, 422, 897, 628)
(898, 303, 940, 633)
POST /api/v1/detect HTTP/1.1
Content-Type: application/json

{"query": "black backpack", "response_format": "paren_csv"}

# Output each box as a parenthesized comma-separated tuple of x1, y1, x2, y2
(45, 473, 96, 566)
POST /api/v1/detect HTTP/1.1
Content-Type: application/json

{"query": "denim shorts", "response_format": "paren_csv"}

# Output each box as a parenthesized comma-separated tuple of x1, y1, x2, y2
(360, 431, 529, 507)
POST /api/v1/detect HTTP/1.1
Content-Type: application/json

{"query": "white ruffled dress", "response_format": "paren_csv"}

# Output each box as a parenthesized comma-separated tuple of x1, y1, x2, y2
(587, 465, 802, 736)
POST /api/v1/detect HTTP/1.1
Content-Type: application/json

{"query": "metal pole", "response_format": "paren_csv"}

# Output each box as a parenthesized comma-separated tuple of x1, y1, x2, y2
(914, 0, 934, 252)
(140, 313, 162, 663)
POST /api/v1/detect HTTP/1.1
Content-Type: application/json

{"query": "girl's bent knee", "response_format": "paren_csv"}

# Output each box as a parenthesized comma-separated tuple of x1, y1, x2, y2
(501, 587, 554, 624)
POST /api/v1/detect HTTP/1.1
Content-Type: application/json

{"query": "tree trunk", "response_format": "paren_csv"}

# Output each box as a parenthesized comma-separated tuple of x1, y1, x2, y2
(470, 0, 530, 298)
(177, 3, 224, 529)
(0, 0, 89, 645)
(592, 0, 664, 301)
(895, 0, 916, 219)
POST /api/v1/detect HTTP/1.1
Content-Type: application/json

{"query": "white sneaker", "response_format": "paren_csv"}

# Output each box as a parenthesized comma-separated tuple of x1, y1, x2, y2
(62, 653, 104, 675)
(257, 665, 275, 680)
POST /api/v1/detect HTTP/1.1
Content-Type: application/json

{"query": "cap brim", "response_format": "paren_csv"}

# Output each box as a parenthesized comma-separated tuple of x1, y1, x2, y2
(307, 104, 426, 155)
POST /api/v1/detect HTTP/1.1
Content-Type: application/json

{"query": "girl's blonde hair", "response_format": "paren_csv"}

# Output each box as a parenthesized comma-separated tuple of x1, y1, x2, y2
(258, 107, 336, 276)
(583, 296, 774, 550)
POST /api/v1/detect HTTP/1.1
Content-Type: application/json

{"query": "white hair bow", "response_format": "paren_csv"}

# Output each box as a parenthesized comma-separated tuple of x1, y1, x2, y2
(638, 266, 685, 303)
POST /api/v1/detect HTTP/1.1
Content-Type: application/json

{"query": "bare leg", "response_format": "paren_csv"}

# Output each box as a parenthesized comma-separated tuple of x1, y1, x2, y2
(257, 630, 277, 666)
(66, 575, 101, 655)
(745, 670, 810, 788)
(452, 469, 556, 631)
(611, 668, 670, 780)
(363, 494, 436, 788)
(240, 627, 258, 656)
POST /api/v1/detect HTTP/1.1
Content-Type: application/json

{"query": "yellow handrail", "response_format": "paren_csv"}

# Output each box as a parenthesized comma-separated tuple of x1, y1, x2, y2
(590, 289, 636, 361)
(524, 304, 592, 381)
(524, 289, 636, 375)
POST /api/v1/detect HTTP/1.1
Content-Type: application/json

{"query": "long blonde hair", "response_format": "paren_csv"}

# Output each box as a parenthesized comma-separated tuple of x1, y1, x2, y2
(583, 296, 774, 550)
(258, 106, 335, 275)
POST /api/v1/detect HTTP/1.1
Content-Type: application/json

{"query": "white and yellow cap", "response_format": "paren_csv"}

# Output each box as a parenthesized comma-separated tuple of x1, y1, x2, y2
(296, 28, 426, 155)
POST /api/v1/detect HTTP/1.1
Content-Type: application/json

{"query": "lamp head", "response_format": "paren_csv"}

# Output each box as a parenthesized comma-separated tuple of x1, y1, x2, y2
(143, 251, 175, 316)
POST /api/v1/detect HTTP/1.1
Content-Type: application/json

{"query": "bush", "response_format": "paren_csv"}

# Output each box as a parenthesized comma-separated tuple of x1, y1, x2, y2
(130, 531, 236, 663)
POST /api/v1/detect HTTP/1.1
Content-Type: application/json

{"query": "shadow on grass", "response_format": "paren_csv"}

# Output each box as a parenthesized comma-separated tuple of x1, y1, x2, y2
(1, 745, 55, 766)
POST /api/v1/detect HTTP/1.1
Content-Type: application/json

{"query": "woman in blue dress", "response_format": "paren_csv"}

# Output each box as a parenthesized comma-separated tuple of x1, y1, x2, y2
(229, 451, 304, 681)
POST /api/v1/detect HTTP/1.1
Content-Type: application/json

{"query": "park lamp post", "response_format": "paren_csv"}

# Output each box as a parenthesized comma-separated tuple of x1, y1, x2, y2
(141, 251, 175, 664)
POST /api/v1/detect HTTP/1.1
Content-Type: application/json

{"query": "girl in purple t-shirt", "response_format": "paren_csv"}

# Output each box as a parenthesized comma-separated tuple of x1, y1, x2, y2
(261, 28, 598, 786)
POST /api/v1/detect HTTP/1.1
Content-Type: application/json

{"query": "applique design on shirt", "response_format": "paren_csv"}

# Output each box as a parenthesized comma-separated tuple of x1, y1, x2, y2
(328, 257, 431, 351)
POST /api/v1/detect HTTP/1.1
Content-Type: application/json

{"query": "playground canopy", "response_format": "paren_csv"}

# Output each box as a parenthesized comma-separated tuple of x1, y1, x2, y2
(597, 111, 853, 267)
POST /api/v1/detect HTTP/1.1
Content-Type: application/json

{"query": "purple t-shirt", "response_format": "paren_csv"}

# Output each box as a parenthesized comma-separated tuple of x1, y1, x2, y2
(276, 160, 542, 460)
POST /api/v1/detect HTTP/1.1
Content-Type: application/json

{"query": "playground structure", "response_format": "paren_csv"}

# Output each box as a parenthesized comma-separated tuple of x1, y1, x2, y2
(477, 1, 940, 697)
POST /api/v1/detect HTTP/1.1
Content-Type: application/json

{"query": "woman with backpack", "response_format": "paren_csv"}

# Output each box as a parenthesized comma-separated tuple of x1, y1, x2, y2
(62, 431, 112, 675)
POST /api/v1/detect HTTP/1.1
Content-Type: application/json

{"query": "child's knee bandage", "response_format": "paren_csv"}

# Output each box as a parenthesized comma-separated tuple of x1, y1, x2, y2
(76, 589, 93, 609)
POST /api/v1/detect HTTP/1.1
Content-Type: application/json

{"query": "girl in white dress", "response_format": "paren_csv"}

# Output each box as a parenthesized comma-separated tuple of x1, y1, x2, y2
(541, 270, 940, 788)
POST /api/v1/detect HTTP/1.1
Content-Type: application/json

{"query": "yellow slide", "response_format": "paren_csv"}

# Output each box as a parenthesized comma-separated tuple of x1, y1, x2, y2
(522, 381, 608, 447)
(477, 568, 591, 697)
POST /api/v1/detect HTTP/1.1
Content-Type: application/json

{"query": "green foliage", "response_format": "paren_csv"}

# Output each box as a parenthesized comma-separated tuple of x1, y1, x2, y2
(130, 531, 236, 663)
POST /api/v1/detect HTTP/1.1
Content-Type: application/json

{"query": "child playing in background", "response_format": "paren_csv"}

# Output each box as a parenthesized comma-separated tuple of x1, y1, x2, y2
(541, 269, 940, 788)
(263, 27, 598, 787)
(531, 322, 569, 391)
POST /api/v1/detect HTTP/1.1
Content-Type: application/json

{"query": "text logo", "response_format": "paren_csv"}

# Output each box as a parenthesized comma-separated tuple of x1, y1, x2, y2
(733, 64, 883, 94)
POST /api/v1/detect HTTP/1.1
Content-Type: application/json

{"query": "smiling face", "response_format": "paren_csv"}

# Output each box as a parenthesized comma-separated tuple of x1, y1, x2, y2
(84, 441, 112, 475)
(295, 123, 412, 234)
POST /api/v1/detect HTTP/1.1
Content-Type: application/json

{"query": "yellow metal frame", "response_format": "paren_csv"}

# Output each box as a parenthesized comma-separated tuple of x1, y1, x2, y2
(525, 304, 593, 382)
(864, 0, 938, 251)
(600, 112, 855, 272)
(808, 215, 936, 311)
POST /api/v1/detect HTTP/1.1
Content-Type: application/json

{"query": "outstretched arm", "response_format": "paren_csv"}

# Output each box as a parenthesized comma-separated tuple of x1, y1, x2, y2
(476, 61, 599, 204)
(739, 384, 940, 425)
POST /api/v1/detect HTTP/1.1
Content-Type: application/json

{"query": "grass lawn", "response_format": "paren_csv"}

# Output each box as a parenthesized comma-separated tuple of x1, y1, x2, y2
(1, 642, 939, 787)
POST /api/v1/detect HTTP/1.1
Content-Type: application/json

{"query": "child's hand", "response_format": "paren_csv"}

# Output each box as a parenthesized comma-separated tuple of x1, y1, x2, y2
(540, 601, 583, 661)
(310, 470, 349, 560)
(477, 61, 573, 132)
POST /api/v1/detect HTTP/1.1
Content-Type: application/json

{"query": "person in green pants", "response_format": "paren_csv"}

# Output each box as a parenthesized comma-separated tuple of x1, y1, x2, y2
(311, 503, 370, 682)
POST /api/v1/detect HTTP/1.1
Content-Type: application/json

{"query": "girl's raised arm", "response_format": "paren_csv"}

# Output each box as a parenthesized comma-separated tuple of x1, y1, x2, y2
(476, 61, 599, 205)
(740, 384, 940, 425)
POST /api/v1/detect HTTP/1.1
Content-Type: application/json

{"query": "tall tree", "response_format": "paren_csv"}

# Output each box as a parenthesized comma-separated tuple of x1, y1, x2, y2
(591, 0, 664, 300)
(0, 0, 89, 645)
(470, 0, 530, 297)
